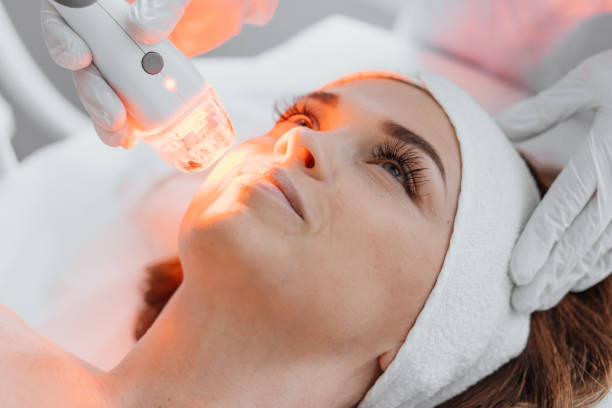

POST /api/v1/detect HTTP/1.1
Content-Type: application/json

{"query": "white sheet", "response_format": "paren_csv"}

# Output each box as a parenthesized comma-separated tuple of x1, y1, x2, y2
(2, 16, 602, 398)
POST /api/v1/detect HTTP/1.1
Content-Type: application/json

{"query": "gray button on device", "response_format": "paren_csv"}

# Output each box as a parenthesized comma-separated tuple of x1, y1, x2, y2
(142, 52, 164, 75)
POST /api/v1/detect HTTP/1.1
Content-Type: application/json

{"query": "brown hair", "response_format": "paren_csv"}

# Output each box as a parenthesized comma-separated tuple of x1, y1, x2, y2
(134, 153, 612, 407)
(134, 257, 183, 341)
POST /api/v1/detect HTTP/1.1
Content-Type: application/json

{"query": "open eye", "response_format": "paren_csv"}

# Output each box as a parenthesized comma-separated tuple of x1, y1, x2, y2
(287, 114, 314, 129)
(274, 101, 320, 130)
(381, 161, 403, 183)
(369, 141, 427, 199)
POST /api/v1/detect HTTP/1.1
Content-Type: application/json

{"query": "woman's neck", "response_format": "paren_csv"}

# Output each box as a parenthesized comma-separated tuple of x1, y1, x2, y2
(100, 277, 376, 408)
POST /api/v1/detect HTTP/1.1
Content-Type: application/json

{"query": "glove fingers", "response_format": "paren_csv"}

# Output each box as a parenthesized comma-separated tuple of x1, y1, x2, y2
(511, 267, 568, 313)
(590, 111, 612, 225)
(531, 226, 612, 312)
(41, 0, 92, 70)
(574, 106, 612, 285)
(128, 0, 191, 45)
(513, 194, 606, 313)
(511, 116, 612, 309)
(511, 140, 597, 284)
(94, 124, 125, 147)
(572, 251, 612, 293)
(496, 76, 595, 142)
(73, 66, 127, 134)
(533, 191, 601, 276)
(512, 258, 580, 313)
(571, 221, 612, 293)
(94, 121, 138, 149)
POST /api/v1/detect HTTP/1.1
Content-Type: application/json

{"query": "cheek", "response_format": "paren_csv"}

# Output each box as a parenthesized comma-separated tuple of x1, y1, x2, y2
(310, 181, 443, 343)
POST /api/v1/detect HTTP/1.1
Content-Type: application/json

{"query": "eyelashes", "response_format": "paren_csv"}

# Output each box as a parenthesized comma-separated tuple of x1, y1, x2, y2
(369, 140, 428, 198)
(272, 99, 429, 199)
(274, 97, 319, 129)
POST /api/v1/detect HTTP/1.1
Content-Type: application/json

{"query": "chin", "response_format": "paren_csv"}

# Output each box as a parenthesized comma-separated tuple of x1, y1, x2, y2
(178, 172, 306, 283)
(180, 200, 247, 254)
(178, 207, 251, 279)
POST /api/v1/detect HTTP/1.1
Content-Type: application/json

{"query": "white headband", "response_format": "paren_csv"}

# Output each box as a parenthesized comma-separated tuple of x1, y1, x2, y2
(356, 71, 540, 408)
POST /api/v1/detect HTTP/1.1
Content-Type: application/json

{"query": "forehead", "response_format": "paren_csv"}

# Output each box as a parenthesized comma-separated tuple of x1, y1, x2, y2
(326, 77, 456, 153)
(326, 77, 461, 207)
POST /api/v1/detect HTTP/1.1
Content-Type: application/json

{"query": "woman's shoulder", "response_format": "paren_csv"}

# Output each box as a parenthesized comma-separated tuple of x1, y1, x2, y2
(0, 303, 63, 405)
(0, 302, 39, 348)
(0, 303, 103, 407)
(0, 303, 63, 360)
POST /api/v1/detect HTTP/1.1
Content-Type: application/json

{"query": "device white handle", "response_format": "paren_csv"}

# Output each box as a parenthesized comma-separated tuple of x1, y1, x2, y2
(49, 0, 205, 132)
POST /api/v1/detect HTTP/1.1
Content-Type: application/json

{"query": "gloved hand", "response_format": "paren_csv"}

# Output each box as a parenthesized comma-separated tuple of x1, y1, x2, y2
(496, 50, 612, 313)
(41, 0, 277, 148)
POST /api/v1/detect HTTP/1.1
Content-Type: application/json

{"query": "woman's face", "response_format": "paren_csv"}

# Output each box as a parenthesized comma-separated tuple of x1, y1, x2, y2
(180, 76, 461, 366)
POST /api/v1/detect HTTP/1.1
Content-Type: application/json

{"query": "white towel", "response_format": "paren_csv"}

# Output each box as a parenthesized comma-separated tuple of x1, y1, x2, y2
(358, 71, 540, 408)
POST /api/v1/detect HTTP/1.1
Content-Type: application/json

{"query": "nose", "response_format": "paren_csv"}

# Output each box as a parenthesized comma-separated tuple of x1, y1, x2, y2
(273, 127, 330, 180)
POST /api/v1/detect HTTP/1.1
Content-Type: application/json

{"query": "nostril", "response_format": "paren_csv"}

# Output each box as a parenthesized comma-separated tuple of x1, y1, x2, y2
(305, 154, 315, 169)
(297, 147, 315, 169)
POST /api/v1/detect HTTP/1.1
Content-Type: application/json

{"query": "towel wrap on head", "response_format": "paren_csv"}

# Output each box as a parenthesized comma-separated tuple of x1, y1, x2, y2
(357, 71, 540, 408)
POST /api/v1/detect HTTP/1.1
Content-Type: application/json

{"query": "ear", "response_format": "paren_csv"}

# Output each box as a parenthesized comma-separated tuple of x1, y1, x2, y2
(378, 344, 402, 372)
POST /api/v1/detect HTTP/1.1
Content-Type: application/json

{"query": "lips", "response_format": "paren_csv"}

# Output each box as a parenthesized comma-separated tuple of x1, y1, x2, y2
(232, 165, 306, 220)
(263, 168, 305, 220)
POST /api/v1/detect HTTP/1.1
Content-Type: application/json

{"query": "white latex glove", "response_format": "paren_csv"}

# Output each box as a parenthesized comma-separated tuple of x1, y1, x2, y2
(496, 50, 612, 313)
(41, 0, 277, 148)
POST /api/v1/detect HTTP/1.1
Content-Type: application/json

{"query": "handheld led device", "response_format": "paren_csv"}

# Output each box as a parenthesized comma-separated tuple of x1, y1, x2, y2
(49, 0, 236, 172)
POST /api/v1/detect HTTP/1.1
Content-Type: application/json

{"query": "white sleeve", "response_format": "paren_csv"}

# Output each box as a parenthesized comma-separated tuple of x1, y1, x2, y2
(243, 0, 278, 26)
(396, 0, 612, 86)
(0, 93, 17, 177)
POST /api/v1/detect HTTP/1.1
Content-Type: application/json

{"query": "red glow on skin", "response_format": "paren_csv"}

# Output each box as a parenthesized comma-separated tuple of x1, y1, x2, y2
(207, 150, 250, 184)
(164, 77, 177, 91)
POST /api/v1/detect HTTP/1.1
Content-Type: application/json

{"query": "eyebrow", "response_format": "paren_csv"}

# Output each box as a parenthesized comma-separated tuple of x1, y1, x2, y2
(298, 92, 446, 182)
(299, 91, 339, 107)
(380, 120, 446, 182)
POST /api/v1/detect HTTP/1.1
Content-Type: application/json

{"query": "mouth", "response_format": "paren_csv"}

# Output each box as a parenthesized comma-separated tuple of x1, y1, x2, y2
(263, 168, 305, 220)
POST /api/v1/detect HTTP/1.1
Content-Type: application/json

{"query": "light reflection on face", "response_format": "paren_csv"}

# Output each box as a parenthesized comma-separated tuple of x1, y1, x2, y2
(179, 75, 461, 374)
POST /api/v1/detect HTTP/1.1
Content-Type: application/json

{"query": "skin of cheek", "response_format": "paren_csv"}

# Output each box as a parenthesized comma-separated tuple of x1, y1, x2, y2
(311, 166, 447, 352)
